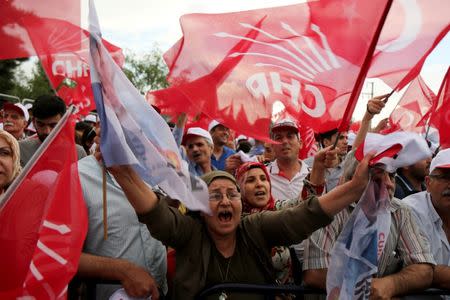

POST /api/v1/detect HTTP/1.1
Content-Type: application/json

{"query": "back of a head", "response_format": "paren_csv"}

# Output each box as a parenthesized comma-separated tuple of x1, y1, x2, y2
(32, 95, 66, 119)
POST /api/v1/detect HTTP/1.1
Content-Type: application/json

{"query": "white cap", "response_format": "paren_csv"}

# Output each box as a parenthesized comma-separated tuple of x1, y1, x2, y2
(430, 148, 450, 174)
(3, 102, 29, 122)
(184, 127, 213, 145)
(235, 135, 247, 143)
(208, 120, 221, 132)
(354, 132, 432, 173)
(270, 118, 299, 134)
(84, 114, 97, 123)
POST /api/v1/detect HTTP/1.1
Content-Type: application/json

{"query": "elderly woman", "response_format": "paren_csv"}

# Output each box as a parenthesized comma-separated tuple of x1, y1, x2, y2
(0, 130, 21, 194)
(108, 152, 372, 299)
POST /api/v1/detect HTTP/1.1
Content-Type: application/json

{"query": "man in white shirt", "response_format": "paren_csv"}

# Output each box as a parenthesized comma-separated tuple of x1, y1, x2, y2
(404, 148, 450, 291)
(267, 119, 310, 201)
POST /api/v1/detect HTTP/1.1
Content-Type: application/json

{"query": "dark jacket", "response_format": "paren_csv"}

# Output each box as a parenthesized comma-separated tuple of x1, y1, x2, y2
(138, 196, 332, 300)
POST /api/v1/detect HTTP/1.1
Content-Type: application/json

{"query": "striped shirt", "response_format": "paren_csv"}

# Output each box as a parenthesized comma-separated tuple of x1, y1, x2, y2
(303, 197, 435, 277)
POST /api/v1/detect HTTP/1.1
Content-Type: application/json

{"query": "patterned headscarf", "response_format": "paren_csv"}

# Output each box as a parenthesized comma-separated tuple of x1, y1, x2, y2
(236, 162, 275, 213)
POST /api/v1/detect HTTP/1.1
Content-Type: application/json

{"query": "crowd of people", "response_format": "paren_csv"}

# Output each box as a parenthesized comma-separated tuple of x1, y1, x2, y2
(0, 93, 449, 300)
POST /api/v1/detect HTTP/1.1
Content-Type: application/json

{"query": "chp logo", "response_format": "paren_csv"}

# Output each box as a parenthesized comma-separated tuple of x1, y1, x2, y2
(214, 22, 345, 121)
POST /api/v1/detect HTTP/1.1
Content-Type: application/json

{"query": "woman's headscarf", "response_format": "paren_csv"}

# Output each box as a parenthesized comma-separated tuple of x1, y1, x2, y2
(236, 162, 275, 213)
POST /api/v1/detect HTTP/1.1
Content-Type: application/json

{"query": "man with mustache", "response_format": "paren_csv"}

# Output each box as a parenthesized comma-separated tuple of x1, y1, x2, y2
(2, 102, 29, 141)
(404, 148, 450, 290)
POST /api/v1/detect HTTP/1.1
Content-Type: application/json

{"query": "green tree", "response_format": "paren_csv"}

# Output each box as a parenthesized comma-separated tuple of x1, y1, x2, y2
(122, 48, 169, 94)
(0, 58, 28, 95)
(10, 60, 54, 100)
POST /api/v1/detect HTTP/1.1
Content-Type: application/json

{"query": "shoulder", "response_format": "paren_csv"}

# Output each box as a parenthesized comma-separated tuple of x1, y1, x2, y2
(223, 146, 236, 155)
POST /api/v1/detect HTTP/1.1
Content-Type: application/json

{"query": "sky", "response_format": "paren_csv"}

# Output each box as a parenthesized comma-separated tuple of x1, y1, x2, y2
(83, 0, 449, 124)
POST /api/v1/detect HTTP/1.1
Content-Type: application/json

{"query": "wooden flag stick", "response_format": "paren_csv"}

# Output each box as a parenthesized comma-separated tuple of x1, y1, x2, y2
(102, 165, 108, 240)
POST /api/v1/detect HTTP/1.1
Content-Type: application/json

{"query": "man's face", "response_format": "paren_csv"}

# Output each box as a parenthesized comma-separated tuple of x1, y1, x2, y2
(3, 109, 27, 139)
(407, 158, 431, 181)
(33, 114, 62, 142)
(426, 168, 450, 212)
(186, 136, 213, 165)
(202, 178, 242, 238)
(372, 167, 396, 199)
(210, 125, 229, 147)
(323, 132, 348, 156)
(272, 129, 302, 161)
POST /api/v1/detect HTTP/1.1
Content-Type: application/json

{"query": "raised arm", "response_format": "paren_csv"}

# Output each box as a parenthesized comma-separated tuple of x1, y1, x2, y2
(353, 95, 387, 149)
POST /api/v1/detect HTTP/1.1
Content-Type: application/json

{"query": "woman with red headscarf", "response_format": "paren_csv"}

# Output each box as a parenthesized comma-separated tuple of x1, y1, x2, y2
(236, 162, 302, 284)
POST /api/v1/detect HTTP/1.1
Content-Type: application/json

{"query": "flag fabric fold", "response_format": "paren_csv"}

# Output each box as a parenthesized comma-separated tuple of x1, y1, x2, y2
(326, 178, 391, 300)
(383, 75, 436, 134)
(0, 110, 87, 299)
(88, 0, 210, 214)
(368, 0, 450, 90)
(428, 67, 450, 149)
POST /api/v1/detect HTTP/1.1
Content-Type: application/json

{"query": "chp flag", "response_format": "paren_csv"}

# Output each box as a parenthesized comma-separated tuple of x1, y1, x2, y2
(0, 107, 88, 299)
(162, 0, 392, 140)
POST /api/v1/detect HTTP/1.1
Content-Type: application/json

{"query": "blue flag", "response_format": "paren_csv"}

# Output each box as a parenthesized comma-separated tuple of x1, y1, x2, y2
(326, 178, 391, 300)
(88, 0, 210, 214)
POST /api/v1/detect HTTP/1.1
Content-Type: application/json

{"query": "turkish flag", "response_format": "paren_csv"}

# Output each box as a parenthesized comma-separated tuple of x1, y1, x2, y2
(0, 0, 80, 60)
(0, 113, 87, 299)
(163, 0, 391, 140)
(21, 17, 124, 115)
(429, 68, 450, 149)
(368, 0, 450, 90)
(384, 75, 436, 133)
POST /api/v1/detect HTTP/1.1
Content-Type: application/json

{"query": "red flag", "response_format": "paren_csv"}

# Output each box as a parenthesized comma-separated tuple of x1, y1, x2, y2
(163, 0, 391, 140)
(385, 76, 436, 133)
(429, 68, 450, 149)
(0, 111, 88, 299)
(0, 0, 80, 59)
(368, 0, 450, 90)
(21, 17, 124, 115)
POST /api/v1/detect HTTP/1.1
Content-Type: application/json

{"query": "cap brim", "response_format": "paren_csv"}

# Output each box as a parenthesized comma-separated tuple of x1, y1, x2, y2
(3, 103, 26, 118)
(271, 125, 298, 133)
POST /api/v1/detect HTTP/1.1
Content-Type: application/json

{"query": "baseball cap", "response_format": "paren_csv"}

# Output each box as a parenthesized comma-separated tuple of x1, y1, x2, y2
(208, 120, 221, 132)
(84, 114, 97, 123)
(235, 135, 247, 143)
(183, 127, 213, 145)
(3, 102, 29, 121)
(270, 118, 299, 135)
(430, 148, 450, 174)
(201, 170, 238, 188)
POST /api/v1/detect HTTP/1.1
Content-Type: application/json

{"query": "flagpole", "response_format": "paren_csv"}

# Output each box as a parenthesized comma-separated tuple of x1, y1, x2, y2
(102, 165, 108, 240)
(338, 0, 394, 132)
(0, 105, 76, 210)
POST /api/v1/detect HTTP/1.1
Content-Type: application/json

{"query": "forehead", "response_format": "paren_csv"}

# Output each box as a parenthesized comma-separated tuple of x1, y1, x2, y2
(35, 115, 62, 124)
(186, 135, 208, 146)
(208, 178, 237, 190)
(4, 108, 22, 116)
(246, 167, 265, 177)
(272, 128, 297, 136)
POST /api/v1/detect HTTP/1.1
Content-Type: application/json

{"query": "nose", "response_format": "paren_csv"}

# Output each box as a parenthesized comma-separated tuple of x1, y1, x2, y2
(384, 173, 395, 190)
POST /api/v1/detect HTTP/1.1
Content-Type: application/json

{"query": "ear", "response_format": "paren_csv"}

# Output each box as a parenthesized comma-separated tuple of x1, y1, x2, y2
(425, 176, 431, 191)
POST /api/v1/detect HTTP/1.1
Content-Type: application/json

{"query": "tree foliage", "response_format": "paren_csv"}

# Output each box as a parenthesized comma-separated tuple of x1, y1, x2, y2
(9, 60, 54, 100)
(122, 48, 169, 94)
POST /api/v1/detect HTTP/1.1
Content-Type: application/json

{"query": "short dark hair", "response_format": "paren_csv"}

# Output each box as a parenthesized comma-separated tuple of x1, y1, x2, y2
(32, 94, 66, 119)
(318, 128, 338, 148)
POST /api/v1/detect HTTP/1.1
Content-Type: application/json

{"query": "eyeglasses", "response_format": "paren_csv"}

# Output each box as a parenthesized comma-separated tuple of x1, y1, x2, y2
(209, 191, 241, 202)
(429, 173, 450, 182)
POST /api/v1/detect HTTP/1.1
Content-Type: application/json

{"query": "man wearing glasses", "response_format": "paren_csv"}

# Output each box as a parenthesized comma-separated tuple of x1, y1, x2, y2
(404, 148, 450, 291)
